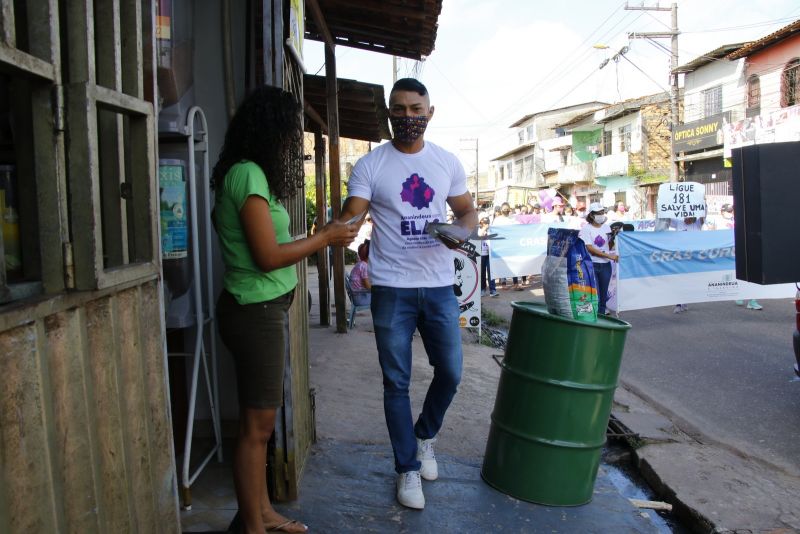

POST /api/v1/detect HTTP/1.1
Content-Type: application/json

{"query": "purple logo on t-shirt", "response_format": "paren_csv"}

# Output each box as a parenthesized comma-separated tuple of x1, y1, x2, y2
(400, 173, 435, 210)
(594, 235, 606, 248)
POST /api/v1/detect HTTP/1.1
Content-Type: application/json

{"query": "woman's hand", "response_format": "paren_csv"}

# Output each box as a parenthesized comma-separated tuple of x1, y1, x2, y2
(320, 220, 358, 247)
(608, 253, 619, 262)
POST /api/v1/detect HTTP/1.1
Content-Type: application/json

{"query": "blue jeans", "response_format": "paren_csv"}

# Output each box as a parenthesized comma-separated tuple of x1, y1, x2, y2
(593, 261, 612, 314)
(371, 285, 463, 473)
(480, 255, 496, 292)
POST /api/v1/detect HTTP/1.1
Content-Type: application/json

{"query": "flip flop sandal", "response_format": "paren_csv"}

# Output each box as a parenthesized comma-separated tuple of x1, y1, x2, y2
(266, 519, 308, 532)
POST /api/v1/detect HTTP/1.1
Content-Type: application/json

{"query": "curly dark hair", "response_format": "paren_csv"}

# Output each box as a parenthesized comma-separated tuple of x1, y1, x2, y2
(211, 85, 304, 200)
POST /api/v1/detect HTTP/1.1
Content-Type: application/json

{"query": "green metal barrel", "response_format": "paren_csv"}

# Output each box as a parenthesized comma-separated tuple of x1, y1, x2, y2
(481, 301, 631, 506)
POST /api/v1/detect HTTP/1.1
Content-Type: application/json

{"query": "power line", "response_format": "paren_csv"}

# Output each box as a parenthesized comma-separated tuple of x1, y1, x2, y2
(428, 58, 491, 122)
(485, 3, 634, 129)
(619, 53, 670, 93)
(682, 16, 798, 34)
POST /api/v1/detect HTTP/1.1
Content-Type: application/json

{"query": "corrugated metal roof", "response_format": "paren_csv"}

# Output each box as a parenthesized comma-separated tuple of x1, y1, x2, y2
(726, 19, 800, 60)
(303, 74, 391, 142)
(490, 142, 535, 162)
(305, 0, 443, 60)
(509, 101, 608, 128)
(673, 42, 750, 73)
(597, 92, 670, 123)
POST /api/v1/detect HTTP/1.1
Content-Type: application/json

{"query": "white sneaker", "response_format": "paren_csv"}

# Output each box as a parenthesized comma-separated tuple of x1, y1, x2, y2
(747, 300, 763, 310)
(396, 471, 425, 509)
(417, 438, 438, 481)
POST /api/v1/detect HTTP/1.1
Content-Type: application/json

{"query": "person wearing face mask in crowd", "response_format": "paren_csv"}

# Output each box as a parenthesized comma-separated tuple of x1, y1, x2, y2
(578, 203, 618, 315)
(669, 214, 703, 313)
(339, 78, 478, 510)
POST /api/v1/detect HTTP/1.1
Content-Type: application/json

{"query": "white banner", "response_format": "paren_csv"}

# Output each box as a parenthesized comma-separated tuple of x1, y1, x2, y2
(616, 230, 794, 311)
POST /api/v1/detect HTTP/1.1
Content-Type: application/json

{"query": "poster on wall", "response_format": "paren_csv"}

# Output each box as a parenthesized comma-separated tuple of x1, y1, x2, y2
(288, 0, 304, 60)
(656, 181, 706, 219)
(453, 240, 481, 330)
(158, 162, 188, 259)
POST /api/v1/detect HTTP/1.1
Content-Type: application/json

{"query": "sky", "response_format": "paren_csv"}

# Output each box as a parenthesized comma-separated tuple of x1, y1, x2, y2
(303, 0, 800, 174)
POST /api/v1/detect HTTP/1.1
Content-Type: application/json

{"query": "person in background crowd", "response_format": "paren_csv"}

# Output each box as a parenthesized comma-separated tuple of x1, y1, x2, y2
(491, 205, 502, 223)
(213, 85, 357, 534)
(543, 197, 566, 223)
(515, 204, 535, 224)
(670, 215, 703, 313)
(710, 203, 735, 230)
(363, 213, 374, 239)
(493, 202, 515, 225)
(338, 77, 478, 510)
(492, 202, 522, 289)
(349, 240, 372, 306)
(576, 203, 587, 219)
(478, 217, 499, 297)
(578, 203, 618, 315)
(564, 204, 576, 218)
(607, 201, 627, 222)
(670, 215, 703, 232)
(531, 203, 543, 222)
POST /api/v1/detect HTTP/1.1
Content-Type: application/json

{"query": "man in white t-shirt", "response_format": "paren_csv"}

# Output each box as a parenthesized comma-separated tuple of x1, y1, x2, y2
(340, 78, 478, 510)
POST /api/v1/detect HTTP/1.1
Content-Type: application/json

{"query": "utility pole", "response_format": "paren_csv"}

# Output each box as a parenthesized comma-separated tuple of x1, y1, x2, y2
(460, 138, 480, 207)
(392, 56, 397, 83)
(626, 2, 680, 182)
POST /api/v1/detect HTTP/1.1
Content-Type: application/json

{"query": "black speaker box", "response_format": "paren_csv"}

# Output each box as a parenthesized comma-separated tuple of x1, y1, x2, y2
(731, 141, 800, 285)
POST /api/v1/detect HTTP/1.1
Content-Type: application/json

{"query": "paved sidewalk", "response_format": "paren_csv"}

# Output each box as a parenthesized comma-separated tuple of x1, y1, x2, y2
(298, 267, 664, 532)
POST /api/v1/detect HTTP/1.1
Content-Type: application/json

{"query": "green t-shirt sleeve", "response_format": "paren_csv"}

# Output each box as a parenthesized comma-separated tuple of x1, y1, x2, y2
(226, 162, 272, 212)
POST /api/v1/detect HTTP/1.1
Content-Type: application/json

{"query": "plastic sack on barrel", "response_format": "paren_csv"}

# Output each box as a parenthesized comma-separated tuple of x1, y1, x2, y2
(542, 228, 598, 322)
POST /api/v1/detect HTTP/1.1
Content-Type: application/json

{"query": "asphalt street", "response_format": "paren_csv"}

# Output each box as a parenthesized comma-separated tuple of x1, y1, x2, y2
(617, 298, 800, 475)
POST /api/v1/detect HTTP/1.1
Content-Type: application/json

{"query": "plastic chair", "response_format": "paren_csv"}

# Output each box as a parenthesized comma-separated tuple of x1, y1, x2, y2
(344, 275, 371, 329)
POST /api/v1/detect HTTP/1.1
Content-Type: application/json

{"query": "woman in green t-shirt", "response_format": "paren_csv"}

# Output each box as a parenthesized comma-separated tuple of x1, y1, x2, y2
(213, 86, 357, 534)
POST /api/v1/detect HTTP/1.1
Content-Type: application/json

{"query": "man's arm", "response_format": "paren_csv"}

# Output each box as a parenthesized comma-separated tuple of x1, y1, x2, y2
(447, 192, 478, 236)
(339, 196, 371, 227)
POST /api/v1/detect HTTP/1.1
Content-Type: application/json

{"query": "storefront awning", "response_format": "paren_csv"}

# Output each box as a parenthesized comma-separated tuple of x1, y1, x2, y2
(303, 74, 391, 142)
(674, 148, 724, 162)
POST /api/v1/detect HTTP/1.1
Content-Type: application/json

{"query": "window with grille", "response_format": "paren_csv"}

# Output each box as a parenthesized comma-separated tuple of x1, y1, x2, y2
(514, 159, 524, 181)
(526, 125, 534, 141)
(602, 130, 612, 155)
(746, 75, 760, 118)
(0, 0, 157, 305)
(518, 130, 525, 144)
(781, 59, 800, 108)
(0, 2, 62, 303)
(619, 125, 631, 153)
(524, 155, 534, 181)
(703, 85, 723, 117)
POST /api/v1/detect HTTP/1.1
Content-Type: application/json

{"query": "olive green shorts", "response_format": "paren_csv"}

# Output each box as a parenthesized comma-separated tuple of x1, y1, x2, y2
(217, 289, 294, 409)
